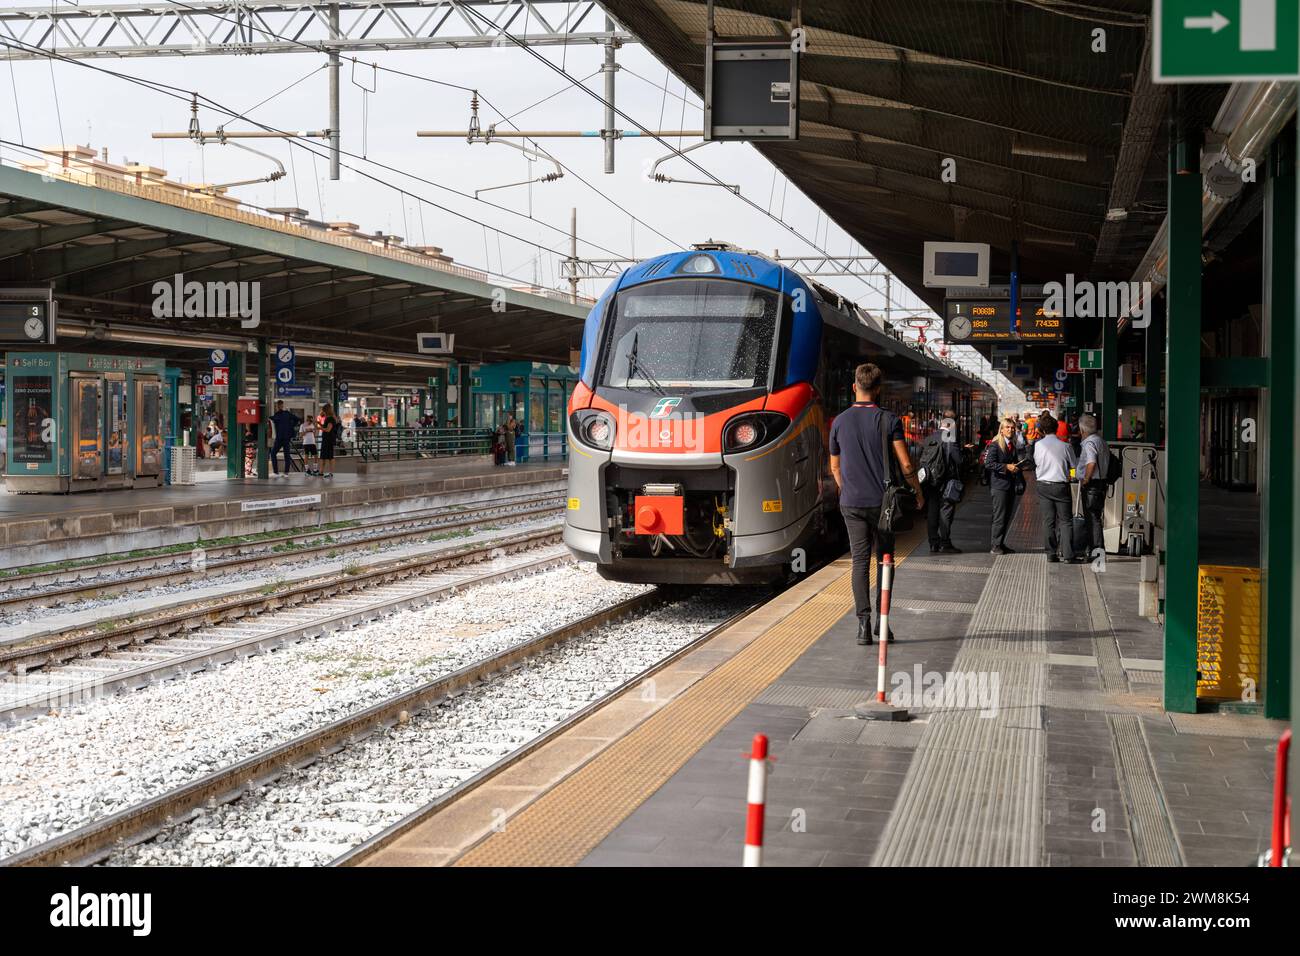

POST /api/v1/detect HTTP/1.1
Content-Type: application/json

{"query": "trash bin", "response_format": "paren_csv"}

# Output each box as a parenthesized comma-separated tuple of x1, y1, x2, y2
(170, 445, 197, 486)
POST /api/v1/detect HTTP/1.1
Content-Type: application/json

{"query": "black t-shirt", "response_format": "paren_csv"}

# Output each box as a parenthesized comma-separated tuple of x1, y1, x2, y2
(829, 403, 904, 508)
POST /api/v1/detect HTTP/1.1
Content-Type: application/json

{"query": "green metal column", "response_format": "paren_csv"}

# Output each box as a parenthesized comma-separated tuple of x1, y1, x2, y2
(1294, 118, 1300, 801)
(1145, 298, 1166, 444)
(1264, 131, 1295, 721)
(254, 340, 268, 479)
(1102, 311, 1118, 440)
(1164, 124, 1203, 715)
(225, 351, 245, 480)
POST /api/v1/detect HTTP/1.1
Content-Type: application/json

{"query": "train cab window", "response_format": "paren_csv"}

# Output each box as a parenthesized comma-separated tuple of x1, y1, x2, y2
(599, 278, 779, 390)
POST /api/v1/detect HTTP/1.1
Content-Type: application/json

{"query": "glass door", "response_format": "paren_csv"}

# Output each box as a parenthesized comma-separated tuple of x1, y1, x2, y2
(105, 374, 126, 475)
(70, 374, 103, 481)
(135, 376, 163, 476)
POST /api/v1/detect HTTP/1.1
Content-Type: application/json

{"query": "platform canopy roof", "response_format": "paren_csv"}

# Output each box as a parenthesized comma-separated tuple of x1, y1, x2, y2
(603, 0, 1229, 383)
(0, 161, 588, 381)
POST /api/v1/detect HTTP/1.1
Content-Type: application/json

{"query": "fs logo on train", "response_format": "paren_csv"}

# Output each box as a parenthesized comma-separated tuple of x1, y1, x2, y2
(650, 397, 682, 418)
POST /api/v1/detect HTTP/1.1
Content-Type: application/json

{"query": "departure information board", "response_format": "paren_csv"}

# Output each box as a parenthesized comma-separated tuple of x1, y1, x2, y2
(943, 298, 1064, 344)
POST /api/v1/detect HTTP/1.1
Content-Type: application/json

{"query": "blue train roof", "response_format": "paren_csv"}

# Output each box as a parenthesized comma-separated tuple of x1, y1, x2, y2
(616, 249, 793, 293)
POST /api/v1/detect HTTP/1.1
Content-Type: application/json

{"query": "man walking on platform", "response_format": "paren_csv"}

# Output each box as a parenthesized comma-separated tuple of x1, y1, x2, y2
(1032, 412, 1079, 563)
(269, 401, 300, 478)
(830, 363, 925, 645)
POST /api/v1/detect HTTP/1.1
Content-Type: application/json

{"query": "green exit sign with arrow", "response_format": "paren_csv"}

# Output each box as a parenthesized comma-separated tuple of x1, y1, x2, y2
(1154, 1, 1300, 83)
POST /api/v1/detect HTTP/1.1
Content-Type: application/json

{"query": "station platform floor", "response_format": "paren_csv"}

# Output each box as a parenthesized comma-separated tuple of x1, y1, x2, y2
(364, 473, 1289, 868)
(0, 458, 561, 519)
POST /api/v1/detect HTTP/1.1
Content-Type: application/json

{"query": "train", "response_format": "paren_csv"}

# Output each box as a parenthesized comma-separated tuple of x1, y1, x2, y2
(563, 243, 996, 585)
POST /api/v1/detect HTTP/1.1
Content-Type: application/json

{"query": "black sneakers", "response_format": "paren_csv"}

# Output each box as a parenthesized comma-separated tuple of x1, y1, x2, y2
(939, 545, 962, 554)
(857, 619, 873, 646)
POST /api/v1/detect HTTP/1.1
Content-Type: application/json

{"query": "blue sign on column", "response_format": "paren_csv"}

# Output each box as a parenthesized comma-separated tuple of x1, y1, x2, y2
(274, 343, 295, 387)
(209, 348, 228, 367)
(337, 380, 349, 402)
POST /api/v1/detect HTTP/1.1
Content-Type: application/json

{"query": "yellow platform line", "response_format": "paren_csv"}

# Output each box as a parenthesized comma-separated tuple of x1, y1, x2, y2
(455, 532, 923, 867)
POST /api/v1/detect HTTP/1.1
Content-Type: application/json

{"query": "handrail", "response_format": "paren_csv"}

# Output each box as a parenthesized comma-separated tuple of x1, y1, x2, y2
(355, 427, 491, 462)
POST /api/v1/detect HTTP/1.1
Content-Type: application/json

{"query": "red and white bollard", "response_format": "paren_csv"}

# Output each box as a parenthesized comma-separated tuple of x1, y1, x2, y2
(743, 733, 768, 867)
(855, 553, 908, 721)
(876, 554, 894, 702)
(1269, 729, 1291, 867)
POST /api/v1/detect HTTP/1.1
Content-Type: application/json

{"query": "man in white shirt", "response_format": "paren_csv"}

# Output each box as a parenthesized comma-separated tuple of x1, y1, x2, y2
(1077, 414, 1110, 557)
(1032, 412, 1079, 563)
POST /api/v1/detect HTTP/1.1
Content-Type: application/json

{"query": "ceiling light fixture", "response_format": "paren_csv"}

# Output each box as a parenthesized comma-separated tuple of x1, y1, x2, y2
(1010, 137, 1088, 163)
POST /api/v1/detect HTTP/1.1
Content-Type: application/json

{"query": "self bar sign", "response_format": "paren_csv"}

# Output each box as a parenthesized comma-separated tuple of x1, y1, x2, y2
(1154, 0, 1300, 83)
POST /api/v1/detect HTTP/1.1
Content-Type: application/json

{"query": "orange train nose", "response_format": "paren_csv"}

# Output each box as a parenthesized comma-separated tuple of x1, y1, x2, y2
(633, 495, 684, 535)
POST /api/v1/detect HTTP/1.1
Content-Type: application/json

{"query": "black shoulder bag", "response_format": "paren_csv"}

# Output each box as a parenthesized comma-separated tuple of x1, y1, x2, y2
(876, 411, 914, 533)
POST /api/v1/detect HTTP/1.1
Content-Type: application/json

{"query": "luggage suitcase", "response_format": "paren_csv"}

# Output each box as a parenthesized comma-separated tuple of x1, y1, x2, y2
(493, 442, 506, 465)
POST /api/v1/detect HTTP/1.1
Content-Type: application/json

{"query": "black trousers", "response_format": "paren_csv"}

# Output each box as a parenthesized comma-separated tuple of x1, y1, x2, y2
(1037, 481, 1074, 560)
(1082, 482, 1107, 555)
(841, 505, 895, 633)
(990, 488, 1017, 549)
(271, 439, 293, 474)
(926, 489, 956, 548)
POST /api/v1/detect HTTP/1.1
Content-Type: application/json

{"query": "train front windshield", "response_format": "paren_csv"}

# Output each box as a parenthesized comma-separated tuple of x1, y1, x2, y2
(599, 279, 779, 390)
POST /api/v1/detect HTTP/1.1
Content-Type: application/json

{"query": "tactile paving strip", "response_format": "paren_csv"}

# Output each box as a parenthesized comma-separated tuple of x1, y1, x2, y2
(1127, 670, 1163, 685)
(1046, 688, 1162, 715)
(1167, 711, 1289, 739)
(902, 563, 992, 574)
(1108, 715, 1184, 866)
(755, 683, 870, 709)
(895, 599, 979, 613)
(1082, 565, 1128, 693)
(872, 554, 1049, 866)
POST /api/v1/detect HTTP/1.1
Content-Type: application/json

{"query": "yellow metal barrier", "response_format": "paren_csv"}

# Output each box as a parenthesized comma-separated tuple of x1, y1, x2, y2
(1196, 565, 1261, 702)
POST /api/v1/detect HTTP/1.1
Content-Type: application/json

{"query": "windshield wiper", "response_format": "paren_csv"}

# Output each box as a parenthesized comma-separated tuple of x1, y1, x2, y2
(625, 333, 666, 395)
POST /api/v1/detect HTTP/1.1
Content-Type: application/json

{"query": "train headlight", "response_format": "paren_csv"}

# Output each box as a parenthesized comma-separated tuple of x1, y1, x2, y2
(723, 412, 790, 453)
(570, 410, 616, 451)
(732, 421, 760, 447)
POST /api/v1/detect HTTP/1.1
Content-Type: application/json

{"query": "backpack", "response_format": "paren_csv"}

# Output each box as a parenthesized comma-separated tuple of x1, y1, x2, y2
(918, 434, 951, 487)
(1104, 449, 1123, 486)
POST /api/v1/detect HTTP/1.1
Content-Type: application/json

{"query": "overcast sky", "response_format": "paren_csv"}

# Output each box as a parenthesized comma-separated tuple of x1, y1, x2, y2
(0, 10, 1020, 403)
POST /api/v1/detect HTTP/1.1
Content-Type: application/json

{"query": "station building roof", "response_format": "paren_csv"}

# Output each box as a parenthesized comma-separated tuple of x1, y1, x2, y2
(602, 0, 1231, 384)
(0, 149, 589, 386)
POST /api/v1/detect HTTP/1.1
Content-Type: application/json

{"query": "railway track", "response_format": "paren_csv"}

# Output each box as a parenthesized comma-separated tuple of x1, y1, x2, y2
(335, 599, 758, 867)
(0, 527, 566, 690)
(1, 589, 681, 867)
(0, 489, 564, 614)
